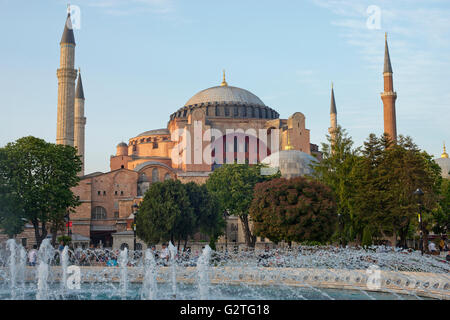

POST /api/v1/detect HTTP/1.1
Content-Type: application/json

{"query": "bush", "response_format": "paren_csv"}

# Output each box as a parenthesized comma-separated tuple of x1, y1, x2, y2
(57, 235, 71, 246)
(250, 177, 337, 244)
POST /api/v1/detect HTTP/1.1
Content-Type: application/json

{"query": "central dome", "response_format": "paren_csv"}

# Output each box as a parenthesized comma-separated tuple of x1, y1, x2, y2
(169, 75, 279, 121)
(185, 85, 266, 107)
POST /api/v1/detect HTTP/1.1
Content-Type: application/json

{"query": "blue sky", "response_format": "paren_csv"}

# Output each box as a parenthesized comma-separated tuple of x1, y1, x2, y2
(0, 0, 449, 173)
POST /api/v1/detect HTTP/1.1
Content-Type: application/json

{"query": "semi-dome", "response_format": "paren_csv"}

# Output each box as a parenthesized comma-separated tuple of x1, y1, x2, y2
(262, 150, 318, 179)
(185, 85, 266, 107)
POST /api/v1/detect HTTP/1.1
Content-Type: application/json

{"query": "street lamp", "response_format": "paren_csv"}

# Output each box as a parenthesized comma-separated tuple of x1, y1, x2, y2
(64, 212, 70, 237)
(132, 203, 139, 251)
(337, 213, 343, 247)
(223, 210, 229, 253)
(413, 188, 424, 255)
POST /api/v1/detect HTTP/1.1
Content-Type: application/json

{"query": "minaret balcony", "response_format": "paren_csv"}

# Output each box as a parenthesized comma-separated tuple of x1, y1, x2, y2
(381, 91, 397, 97)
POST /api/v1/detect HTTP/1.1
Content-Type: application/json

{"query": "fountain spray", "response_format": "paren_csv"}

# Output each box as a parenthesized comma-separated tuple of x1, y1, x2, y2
(36, 239, 53, 300)
(6, 239, 17, 299)
(141, 249, 158, 300)
(197, 245, 212, 300)
(168, 241, 177, 298)
(119, 247, 128, 300)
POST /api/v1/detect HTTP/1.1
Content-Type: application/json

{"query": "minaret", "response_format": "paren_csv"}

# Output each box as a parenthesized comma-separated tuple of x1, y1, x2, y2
(74, 69, 86, 176)
(56, 10, 77, 146)
(329, 82, 337, 140)
(381, 33, 397, 142)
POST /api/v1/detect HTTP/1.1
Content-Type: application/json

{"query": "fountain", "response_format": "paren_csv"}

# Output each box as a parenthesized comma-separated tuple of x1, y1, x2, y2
(168, 242, 177, 298)
(141, 249, 157, 300)
(36, 239, 53, 300)
(197, 245, 212, 300)
(0, 244, 448, 300)
(61, 246, 69, 293)
(119, 247, 128, 300)
(6, 239, 17, 299)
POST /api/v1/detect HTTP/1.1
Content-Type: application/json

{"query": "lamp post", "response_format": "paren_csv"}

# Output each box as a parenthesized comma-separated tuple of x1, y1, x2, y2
(223, 210, 229, 253)
(413, 188, 424, 255)
(132, 203, 139, 251)
(337, 213, 342, 247)
(64, 212, 70, 237)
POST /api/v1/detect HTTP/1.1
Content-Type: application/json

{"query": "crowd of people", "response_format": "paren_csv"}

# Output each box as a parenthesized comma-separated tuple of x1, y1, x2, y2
(1, 239, 449, 268)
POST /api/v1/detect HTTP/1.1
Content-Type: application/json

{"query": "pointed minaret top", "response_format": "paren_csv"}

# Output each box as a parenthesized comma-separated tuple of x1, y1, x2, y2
(384, 33, 393, 74)
(220, 69, 228, 87)
(60, 7, 76, 45)
(330, 83, 337, 114)
(75, 70, 85, 100)
(442, 142, 449, 159)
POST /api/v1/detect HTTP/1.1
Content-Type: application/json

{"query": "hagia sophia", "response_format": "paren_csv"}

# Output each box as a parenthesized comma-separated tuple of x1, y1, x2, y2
(2, 12, 448, 250)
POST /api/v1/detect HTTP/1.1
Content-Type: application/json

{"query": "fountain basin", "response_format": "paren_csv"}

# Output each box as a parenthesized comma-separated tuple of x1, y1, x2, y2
(1, 266, 448, 300)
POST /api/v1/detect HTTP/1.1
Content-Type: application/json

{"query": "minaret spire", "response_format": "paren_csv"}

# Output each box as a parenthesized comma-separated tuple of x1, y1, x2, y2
(384, 33, 393, 74)
(56, 8, 77, 146)
(74, 69, 86, 176)
(329, 82, 338, 143)
(381, 33, 397, 142)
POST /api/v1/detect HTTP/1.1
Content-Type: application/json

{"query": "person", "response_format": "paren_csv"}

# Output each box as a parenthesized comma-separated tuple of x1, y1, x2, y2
(159, 243, 169, 265)
(439, 238, 445, 252)
(28, 245, 38, 266)
(258, 245, 271, 267)
(106, 256, 117, 267)
(429, 241, 437, 254)
(58, 241, 65, 252)
(446, 252, 450, 262)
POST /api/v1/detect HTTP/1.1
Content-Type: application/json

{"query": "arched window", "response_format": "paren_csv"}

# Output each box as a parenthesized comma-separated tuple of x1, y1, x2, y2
(91, 206, 107, 220)
(152, 168, 159, 183)
(120, 243, 129, 250)
(135, 243, 143, 251)
(164, 173, 171, 181)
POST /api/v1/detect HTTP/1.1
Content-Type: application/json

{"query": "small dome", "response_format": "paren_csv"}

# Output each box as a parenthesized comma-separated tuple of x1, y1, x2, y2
(435, 157, 450, 179)
(262, 150, 318, 179)
(117, 142, 128, 148)
(137, 129, 170, 137)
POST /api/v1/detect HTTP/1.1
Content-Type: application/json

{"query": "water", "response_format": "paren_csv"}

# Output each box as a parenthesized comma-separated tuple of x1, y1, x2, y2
(168, 242, 177, 298)
(119, 247, 128, 300)
(0, 244, 448, 300)
(141, 249, 157, 300)
(61, 246, 69, 292)
(36, 239, 53, 300)
(197, 245, 212, 300)
(0, 282, 435, 300)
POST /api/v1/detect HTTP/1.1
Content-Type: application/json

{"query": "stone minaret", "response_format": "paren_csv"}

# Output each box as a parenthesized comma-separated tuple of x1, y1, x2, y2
(381, 33, 397, 142)
(56, 12, 77, 146)
(74, 69, 86, 176)
(329, 82, 337, 140)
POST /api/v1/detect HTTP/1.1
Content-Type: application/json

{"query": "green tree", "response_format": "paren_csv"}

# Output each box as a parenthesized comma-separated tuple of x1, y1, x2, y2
(250, 177, 337, 244)
(0, 136, 81, 246)
(136, 180, 193, 246)
(184, 182, 225, 250)
(352, 134, 441, 248)
(206, 163, 279, 248)
(361, 225, 373, 249)
(432, 178, 450, 235)
(313, 126, 360, 244)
